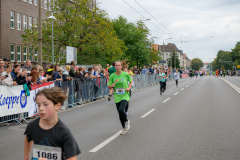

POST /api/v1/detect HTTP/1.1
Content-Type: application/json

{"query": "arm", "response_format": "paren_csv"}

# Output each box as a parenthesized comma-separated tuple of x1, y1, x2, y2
(24, 135, 33, 160)
(108, 83, 115, 89)
(126, 81, 133, 92)
(67, 156, 77, 160)
(107, 75, 115, 89)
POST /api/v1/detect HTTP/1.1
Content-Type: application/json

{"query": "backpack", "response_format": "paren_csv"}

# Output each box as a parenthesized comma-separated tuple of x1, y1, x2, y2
(23, 83, 30, 96)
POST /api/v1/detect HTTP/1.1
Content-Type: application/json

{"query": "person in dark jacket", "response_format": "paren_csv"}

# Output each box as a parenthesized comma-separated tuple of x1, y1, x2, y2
(69, 61, 76, 78)
(45, 64, 55, 81)
(75, 67, 85, 82)
(17, 69, 32, 89)
(11, 64, 21, 81)
(75, 67, 85, 104)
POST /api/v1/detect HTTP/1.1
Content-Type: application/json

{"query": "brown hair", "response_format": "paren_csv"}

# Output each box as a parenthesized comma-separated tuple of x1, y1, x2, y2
(76, 67, 82, 75)
(5, 64, 12, 69)
(14, 64, 21, 68)
(31, 66, 37, 71)
(36, 87, 67, 105)
(71, 61, 75, 65)
(39, 69, 44, 72)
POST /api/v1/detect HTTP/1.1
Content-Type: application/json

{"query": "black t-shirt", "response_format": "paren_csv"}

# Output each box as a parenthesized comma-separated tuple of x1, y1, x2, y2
(24, 118, 81, 160)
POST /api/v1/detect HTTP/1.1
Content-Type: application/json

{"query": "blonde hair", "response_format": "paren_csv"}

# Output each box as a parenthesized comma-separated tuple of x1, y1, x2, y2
(65, 65, 70, 72)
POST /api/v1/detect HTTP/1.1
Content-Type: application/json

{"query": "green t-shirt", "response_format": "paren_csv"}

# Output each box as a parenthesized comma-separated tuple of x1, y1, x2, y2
(108, 67, 116, 76)
(107, 71, 132, 103)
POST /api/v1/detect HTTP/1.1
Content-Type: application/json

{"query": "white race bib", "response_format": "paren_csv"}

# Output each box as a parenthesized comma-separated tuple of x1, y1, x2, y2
(116, 88, 125, 95)
(32, 144, 62, 160)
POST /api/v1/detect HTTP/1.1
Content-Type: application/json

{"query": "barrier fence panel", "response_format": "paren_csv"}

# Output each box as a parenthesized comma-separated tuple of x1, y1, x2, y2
(1, 73, 176, 124)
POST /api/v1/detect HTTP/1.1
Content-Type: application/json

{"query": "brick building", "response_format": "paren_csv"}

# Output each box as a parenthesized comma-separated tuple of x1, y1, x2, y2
(0, 0, 51, 64)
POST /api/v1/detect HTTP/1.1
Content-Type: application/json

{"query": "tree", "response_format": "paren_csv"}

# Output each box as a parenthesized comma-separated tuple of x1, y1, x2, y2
(230, 42, 240, 64)
(112, 16, 160, 68)
(191, 58, 203, 70)
(167, 51, 180, 69)
(22, 0, 125, 65)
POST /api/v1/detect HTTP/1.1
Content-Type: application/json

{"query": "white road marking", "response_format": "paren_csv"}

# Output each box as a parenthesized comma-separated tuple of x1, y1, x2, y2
(186, 85, 188, 87)
(163, 98, 171, 103)
(181, 88, 184, 90)
(221, 78, 240, 94)
(141, 109, 156, 118)
(174, 92, 179, 95)
(89, 130, 122, 152)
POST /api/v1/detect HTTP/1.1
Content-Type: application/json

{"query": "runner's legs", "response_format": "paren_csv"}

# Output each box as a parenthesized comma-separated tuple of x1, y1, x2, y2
(116, 100, 128, 128)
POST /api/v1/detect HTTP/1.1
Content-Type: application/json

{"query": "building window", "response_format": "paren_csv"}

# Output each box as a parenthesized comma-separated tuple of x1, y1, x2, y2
(34, 0, 37, 6)
(44, 0, 47, 9)
(34, 18, 38, 28)
(29, 0, 33, 4)
(29, 17, 33, 30)
(17, 45, 21, 62)
(35, 50, 38, 61)
(23, 46, 27, 62)
(11, 11, 15, 29)
(17, 13, 21, 30)
(11, 44, 15, 62)
(23, 15, 27, 30)
(29, 47, 33, 61)
(49, 0, 51, 10)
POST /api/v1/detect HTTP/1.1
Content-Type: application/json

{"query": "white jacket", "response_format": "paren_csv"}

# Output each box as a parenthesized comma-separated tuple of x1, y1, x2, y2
(1, 71, 14, 85)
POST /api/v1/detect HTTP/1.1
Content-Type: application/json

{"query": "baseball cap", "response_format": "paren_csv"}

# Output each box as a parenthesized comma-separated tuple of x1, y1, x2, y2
(3, 58, 10, 61)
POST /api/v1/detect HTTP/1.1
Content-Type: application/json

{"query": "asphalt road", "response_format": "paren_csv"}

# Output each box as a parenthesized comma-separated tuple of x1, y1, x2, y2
(1, 76, 240, 160)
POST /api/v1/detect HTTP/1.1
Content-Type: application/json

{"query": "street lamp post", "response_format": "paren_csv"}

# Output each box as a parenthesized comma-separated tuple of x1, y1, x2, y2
(49, 13, 56, 64)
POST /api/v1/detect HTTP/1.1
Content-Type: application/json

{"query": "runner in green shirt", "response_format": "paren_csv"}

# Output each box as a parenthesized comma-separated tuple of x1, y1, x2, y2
(107, 61, 133, 135)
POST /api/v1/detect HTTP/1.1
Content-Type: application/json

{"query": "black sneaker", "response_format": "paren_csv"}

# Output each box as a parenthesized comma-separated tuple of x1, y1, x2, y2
(108, 95, 112, 101)
(160, 92, 162, 95)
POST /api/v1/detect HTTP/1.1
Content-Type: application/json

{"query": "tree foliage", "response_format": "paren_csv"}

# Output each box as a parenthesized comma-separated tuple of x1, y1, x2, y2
(112, 16, 160, 68)
(22, 0, 125, 65)
(167, 51, 180, 69)
(191, 58, 203, 70)
(211, 41, 240, 71)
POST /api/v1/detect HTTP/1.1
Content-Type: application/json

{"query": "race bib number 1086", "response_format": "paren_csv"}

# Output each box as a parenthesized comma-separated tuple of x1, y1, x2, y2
(33, 144, 62, 160)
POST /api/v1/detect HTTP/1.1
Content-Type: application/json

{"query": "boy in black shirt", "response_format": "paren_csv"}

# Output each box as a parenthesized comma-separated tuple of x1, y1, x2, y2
(24, 87, 80, 160)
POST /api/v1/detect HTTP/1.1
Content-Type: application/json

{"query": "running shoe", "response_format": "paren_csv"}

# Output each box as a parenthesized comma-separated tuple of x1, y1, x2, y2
(160, 92, 162, 95)
(125, 120, 130, 130)
(125, 112, 128, 115)
(120, 129, 127, 135)
(108, 95, 112, 101)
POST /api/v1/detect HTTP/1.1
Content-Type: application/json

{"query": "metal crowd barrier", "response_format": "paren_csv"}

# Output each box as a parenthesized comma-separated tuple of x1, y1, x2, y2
(0, 73, 175, 124)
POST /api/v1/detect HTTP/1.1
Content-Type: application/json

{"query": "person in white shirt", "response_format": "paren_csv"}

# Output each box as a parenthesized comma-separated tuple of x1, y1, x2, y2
(0, 64, 18, 86)
(39, 69, 48, 82)
(174, 70, 180, 87)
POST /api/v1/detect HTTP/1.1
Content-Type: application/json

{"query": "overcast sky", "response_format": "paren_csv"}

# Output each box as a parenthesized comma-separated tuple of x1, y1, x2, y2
(98, 0, 240, 63)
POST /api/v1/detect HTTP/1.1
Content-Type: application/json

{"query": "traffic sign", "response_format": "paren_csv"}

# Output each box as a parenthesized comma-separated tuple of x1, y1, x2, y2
(237, 65, 240, 68)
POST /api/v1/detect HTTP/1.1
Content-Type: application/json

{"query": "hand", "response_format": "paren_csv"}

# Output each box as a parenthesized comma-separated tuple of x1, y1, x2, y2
(13, 81, 18, 85)
(0, 76, 6, 80)
(39, 158, 47, 160)
(125, 88, 130, 92)
(111, 83, 115, 88)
